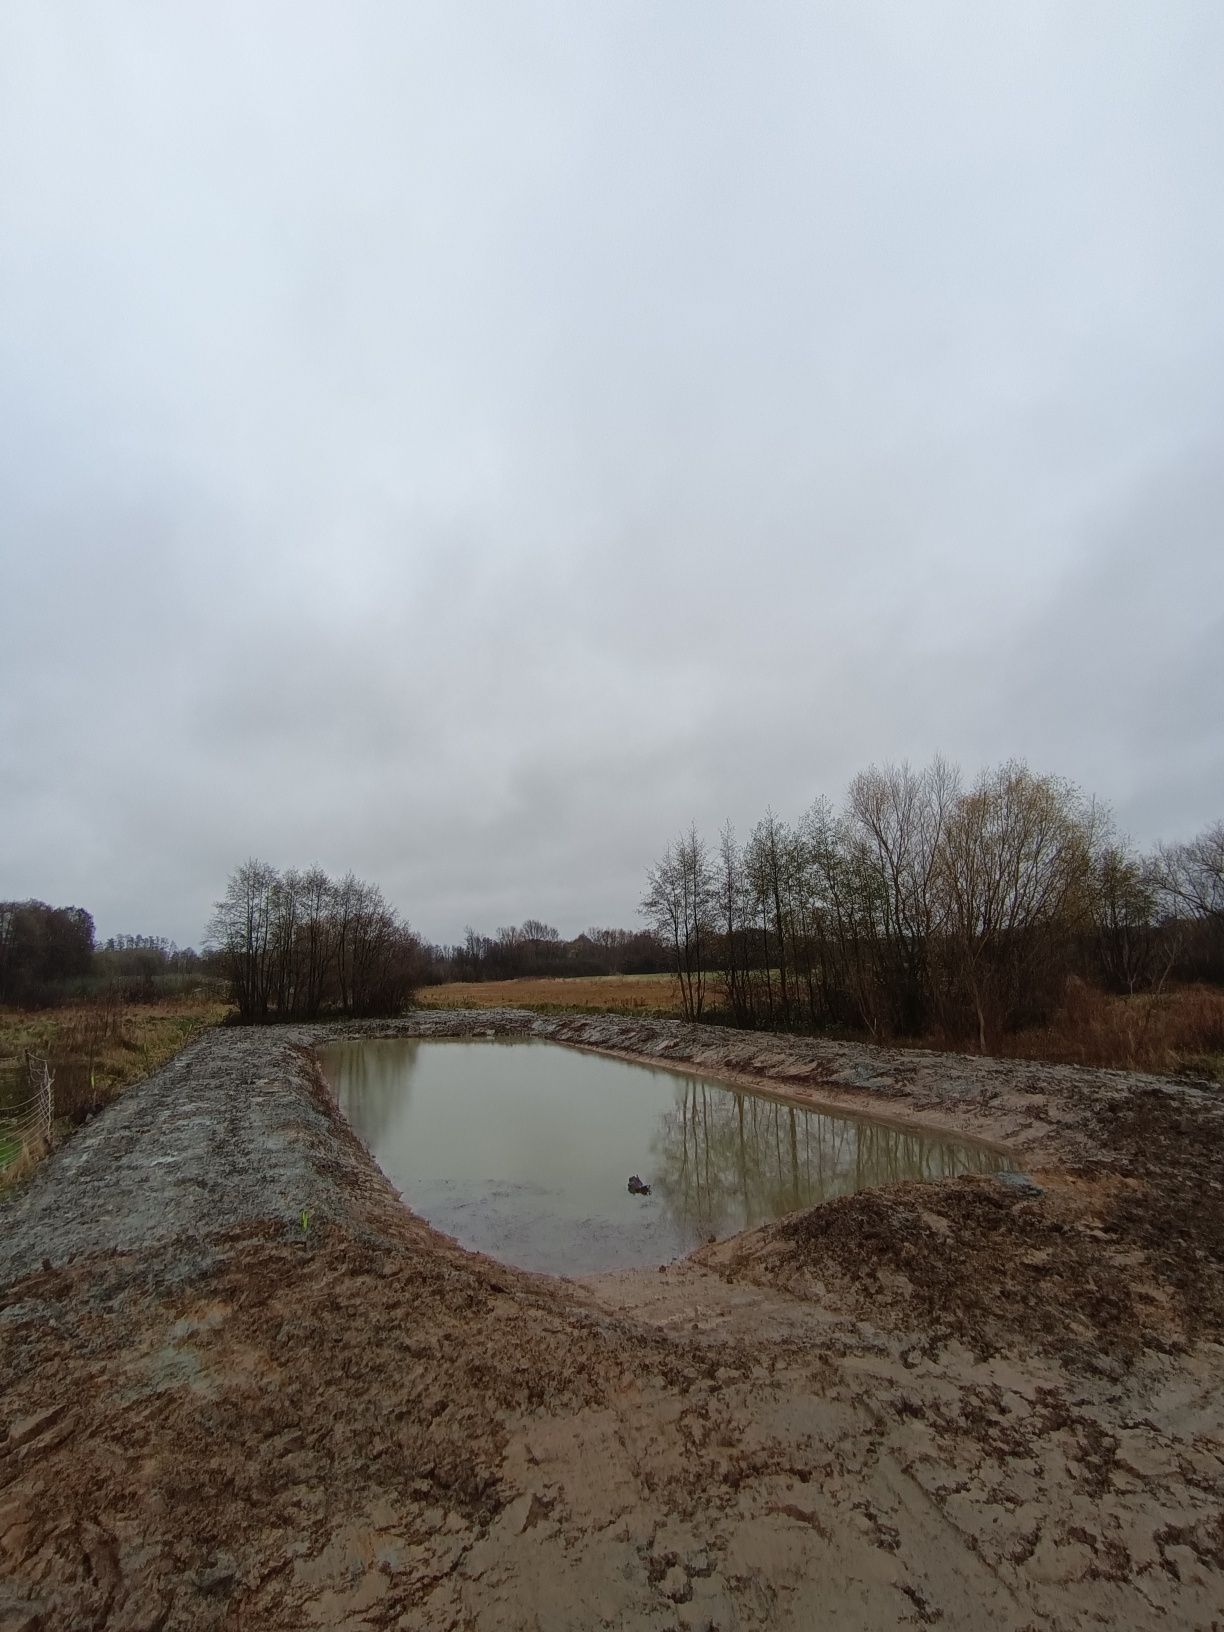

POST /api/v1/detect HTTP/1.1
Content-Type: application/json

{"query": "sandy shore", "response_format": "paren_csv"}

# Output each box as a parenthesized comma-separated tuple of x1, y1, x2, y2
(1, 1010, 1221, 1630)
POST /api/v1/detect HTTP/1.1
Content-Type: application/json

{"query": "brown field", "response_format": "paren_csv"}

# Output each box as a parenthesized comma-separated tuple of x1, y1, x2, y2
(419, 974, 1224, 1080)
(417, 972, 682, 1016)
(0, 995, 229, 1178)
(993, 979, 1224, 1080)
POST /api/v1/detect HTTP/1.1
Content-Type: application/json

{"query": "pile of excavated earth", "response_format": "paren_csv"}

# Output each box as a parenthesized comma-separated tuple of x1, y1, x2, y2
(1, 1010, 1222, 1630)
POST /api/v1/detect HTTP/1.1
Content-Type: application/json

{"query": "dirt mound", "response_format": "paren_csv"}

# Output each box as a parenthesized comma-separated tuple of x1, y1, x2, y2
(714, 1174, 1179, 1364)
(2, 1012, 1222, 1629)
(709, 1077, 1224, 1365)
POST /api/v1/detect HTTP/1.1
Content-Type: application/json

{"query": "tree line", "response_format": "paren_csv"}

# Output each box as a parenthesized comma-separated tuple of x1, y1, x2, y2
(206, 860, 423, 1021)
(641, 758, 1224, 1047)
(0, 881, 667, 1015)
(94, 935, 204, 992)
(0, 900, 96, 1005)
(424, 922, 667, 983)
(0, 904, 213, 1008)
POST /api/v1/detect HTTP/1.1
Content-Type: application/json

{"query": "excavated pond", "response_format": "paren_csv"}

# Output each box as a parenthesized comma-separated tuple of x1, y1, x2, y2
(317, 1037, 1010, 1273)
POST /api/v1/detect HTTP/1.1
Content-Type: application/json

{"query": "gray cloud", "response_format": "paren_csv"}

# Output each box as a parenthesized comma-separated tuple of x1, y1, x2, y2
(2, 2, 1222, 946)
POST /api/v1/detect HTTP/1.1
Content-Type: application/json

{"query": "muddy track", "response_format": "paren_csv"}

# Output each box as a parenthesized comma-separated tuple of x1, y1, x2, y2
(1, 1012, 1222, 1630)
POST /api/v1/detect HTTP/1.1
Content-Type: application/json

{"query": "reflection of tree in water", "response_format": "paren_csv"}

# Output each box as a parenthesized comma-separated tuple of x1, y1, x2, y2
(320, 1039, 425, 1150)
(649, 1079, 1006, 1246)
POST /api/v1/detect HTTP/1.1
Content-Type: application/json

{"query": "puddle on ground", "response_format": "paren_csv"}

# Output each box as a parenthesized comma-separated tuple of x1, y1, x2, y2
(316, 1038, 1010, 1275)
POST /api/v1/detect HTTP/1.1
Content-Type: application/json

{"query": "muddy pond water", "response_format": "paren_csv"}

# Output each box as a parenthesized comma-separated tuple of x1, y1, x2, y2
(317, 1038, 1010, 1275)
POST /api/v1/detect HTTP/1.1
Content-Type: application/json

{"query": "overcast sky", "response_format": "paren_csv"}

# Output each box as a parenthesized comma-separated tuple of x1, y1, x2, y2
(2, 3, 1222, 949)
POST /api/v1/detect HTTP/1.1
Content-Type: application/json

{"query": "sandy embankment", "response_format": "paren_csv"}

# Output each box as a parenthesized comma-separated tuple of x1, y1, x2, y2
(1, 1010, 1221, 1631)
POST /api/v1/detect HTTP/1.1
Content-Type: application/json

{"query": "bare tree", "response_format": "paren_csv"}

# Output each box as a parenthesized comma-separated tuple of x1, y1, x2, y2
(207, 860, 420, 1021)
(934, 763, 1097, 1048)
(1157, 820, 1224, 980)
(1091, 841, 1167, 995)
(744, 811, 799, 1024)
(642, 825, 715, 1020)
(1159, 820, 1224, 920)
(298, 865, 337, 1018)
(715, 822, 753, 1025)
(644, 767, 1221, 1050)
(207, 859, 279, 1021)
(847, 759, 957, 1034)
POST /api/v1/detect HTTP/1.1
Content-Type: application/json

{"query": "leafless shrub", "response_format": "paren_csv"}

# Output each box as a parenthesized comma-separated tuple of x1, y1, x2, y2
(207, 860, 423, 1021)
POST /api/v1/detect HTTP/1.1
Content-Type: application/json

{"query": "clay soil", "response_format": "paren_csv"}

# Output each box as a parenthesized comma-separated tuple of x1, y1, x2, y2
(1, 1011, 1222, 1631)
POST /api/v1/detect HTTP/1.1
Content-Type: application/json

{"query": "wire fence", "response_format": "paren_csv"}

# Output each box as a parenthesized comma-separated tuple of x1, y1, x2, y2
(0, 1055, 55, 1169)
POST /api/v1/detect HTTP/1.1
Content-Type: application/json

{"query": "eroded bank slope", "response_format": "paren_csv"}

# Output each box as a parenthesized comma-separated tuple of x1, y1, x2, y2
(1, 1012, 1221, 1631)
